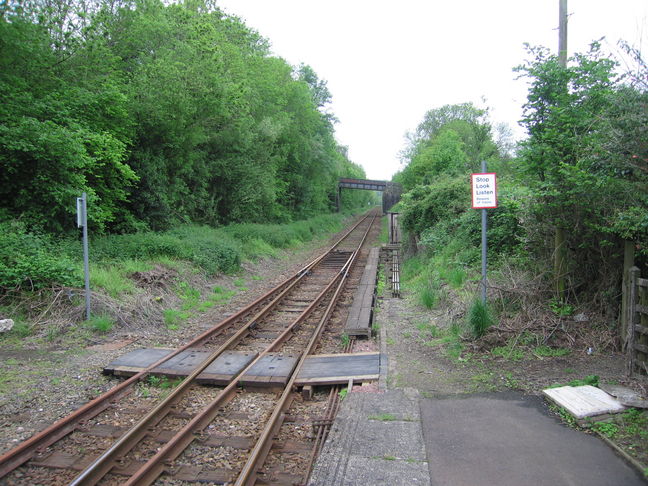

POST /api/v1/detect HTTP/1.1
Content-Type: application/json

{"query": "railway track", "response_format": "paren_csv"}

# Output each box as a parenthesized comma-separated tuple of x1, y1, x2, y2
(0, 210, 381, 485)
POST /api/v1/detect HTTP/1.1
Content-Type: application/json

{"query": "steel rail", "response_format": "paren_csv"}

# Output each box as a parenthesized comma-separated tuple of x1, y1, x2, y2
(119, 248, 360, 485)
(0, 213, 370, 480)
(69, 214, 375, 485)
(68, 268, 316, 485)
(236, 213, 377, 486)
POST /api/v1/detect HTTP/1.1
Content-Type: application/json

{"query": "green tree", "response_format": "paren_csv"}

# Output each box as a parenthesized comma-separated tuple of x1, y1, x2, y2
(516, 41, 647, 296)
(0, 9, 136, 232)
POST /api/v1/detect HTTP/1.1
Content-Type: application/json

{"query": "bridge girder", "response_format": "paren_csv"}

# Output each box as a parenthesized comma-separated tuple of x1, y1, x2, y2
(337, 178, 402, 213)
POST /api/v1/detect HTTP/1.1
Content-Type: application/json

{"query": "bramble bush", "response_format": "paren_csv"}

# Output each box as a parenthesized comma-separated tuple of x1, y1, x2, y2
(403, 176, 525, 263)
(0, 221, 81, 290)
(91, 227, 241, 276)
(2, 212, 352, 293)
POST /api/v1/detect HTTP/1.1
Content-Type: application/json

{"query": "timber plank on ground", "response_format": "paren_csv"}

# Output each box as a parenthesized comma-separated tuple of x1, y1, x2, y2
(104, 349, 380, 388)
(104, 348, 303, 386)
(295, 352, 380, 386)
(344, 247, 379, 337)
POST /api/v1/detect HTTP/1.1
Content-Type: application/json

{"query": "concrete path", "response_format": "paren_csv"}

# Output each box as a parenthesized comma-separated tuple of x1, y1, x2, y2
(309, 388, 430, 485)
(422, 391, 645, 486)
(310, 389, 646, 485)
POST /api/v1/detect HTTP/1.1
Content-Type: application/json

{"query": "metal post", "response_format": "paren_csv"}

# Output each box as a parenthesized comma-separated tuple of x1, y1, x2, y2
(481, 161, 488, 304)
(80, 193, 91, 320)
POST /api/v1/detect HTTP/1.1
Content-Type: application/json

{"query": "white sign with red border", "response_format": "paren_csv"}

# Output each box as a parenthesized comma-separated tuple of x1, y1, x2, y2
(471, 173, 497, 209)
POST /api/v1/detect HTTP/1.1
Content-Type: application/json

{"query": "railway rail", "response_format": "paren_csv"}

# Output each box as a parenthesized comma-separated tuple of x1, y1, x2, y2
(0, 210, 381, 485)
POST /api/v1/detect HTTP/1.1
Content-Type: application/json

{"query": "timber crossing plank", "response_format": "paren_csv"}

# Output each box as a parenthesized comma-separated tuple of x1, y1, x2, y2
(295, 352, 380, 386)
(104, 349, 380, 388)
(344, 247, 379, 337)
(103, 348, 298, 386)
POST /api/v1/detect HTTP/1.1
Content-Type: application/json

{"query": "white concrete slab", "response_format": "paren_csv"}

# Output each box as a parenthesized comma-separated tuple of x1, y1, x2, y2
(542, 385, 626, 419)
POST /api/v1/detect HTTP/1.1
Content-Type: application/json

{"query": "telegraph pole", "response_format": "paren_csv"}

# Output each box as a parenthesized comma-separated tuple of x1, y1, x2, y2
(559, 0, 568, 65)
(554, 0, 568, 300)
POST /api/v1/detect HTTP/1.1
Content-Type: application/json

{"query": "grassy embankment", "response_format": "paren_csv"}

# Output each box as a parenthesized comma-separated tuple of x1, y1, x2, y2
(0, 211, 359, 342)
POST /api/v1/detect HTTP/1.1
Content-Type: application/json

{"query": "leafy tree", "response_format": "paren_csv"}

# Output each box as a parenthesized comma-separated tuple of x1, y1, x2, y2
(0, 0, 370, 236)
(0, 11, 136, 232)
(516, 41, 647, 297)
(402, 102, 498, 168)
(398, 129, 468, 190)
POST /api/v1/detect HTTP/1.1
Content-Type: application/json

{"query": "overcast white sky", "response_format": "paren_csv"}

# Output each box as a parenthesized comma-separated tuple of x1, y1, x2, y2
(216, 1, 647, 180)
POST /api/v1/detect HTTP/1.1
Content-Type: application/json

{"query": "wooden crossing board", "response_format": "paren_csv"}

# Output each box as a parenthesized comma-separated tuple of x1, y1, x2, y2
(104, 348, 297, 386)
(344, 247, 379, 337)
(240, 353, 299, 386)
(103, 347, 176, 376)
(104, 348, 380, 388)
(295, 352, 380, 386)
(199, 351, 258, 385)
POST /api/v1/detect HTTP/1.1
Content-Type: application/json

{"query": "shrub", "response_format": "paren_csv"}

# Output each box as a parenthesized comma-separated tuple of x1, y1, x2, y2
(92, 226, 241, 276)
(0, 221, 81, 290)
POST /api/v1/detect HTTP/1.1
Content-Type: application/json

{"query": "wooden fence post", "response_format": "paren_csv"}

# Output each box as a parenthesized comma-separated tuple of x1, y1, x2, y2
(621, 241, 635, 351)
(627, 267, 639, 375)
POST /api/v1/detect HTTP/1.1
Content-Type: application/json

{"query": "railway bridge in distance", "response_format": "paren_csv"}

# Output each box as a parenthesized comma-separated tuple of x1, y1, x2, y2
(337, 178, 402, 213)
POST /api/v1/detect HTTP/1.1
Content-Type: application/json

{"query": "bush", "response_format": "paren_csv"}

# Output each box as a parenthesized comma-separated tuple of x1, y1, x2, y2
(399, 177, 469, 236)
(0, 221, 81, 290)
(92, 226, 241, 276)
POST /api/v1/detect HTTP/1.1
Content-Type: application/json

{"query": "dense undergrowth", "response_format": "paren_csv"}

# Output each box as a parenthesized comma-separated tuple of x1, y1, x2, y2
(0, 211, 363, 342)
(0, 212, 351, 294)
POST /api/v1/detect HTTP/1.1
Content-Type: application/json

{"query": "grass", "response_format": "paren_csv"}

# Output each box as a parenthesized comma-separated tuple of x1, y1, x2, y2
(340, 333, 350, 349)
(417, 322, 465, 361)
(468, 299, 494, 338)
(379, 215, 389, 244)
(547, 375, 600, 389)
(534, 345, 571, 357)
(491, 344, 525, 361)
(8, 321, 32, 338)
(89, 264, 136, 297)
(470, 371, 498, 392)
(137, 375, 183, 399)
(416, 321, 441, 339)
(147, 375, 182, 389)
(591, 421, 619, 438)
(582, 408, 648, 471)
(164, 283, 238, 329)
(163, 309, 189, 329)
(439, 266, 467, 289)
(85, 314, 115, 333)
(177, 282, 201, 310)
(549, 404, 579, 428)
(376, 265, 386, 296)
(369, 413, 397, 421)
(501, 371, 520, 389)
(420, 282, 438, 309)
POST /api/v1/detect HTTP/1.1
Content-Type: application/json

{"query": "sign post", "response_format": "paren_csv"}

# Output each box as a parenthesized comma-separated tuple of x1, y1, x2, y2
(471, 163, 497, 303)
(77, 193, 91, 320)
